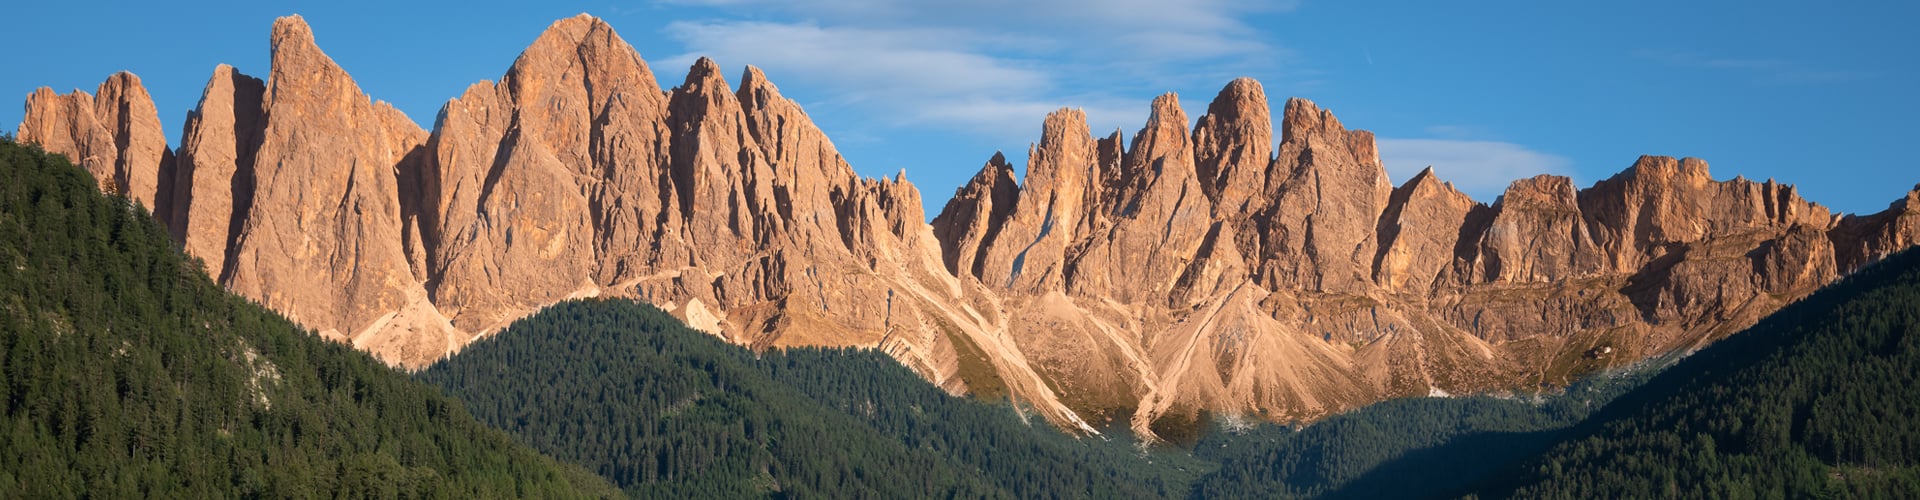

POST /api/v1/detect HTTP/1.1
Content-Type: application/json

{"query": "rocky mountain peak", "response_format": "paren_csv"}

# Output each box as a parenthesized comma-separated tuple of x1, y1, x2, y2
(1037, 108, 1092, 155)
(17, 15, 1920, 441)
(1374, 165, 1477, 291)
(269, 15, 314, 50)
(1194, 77, 1273, 214)
(169, 64, 266, 277)
(1118, 93, 1193, 187)
(1279, 97, 1344, 145)
(226, 14, 442, 362)
(266, 16, 328, 90)
(932, 152, 1019, 277)
(971, 107, 1098, 292)
(1146, 92, 1187, 126)
(17, 71, 175, 219)
(1499, 174, 1578, 209)
(1207, 77, 1267, 122)
(1407, 165, 1441, 185)
(505, 14, 659, 113)
(738, 65, 777, 99)
(682, 57, 731, 96)
(1901, 184, 1920, 211)
(1623, 155, 1712, 184)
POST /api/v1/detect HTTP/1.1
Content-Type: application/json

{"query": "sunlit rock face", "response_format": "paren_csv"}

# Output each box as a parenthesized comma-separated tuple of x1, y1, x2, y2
(16, 14, 1919, 441)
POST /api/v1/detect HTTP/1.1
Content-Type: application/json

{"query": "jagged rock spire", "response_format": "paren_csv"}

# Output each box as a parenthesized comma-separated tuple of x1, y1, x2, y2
(17, 72, 175, 215)
(15, 15, 1920, 440)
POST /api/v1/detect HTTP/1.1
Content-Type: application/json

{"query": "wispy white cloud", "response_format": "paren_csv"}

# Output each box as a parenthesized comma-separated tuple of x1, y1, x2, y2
(1420, 124, 1491, 140)
(655, 0, 1292, 143)
(660, 21, 1047, 99)
(1377, 138, 1572, 202)
(1634, 49, 1872, 85)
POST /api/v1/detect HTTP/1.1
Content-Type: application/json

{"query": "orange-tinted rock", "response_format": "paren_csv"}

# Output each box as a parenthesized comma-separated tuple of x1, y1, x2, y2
(17, 72, 175, 215)
(16, 15, 1920, 439)
(1578, 156, 1832, 273)
(1470, 174, 1601, 283)
(424, 14, 654, 334)
(1374, 167, 1478, 292)
(222, 16, 452, 364)
(1834, 184, 1920, 270)
(1193, 77, 1273, 217)
(1066, 93, 1216, 305)
(975, 109, 1101, 293)
(1253, 98, 1393, 293)
(169, 64, 265, 277)
(931, 153, 1018, 277)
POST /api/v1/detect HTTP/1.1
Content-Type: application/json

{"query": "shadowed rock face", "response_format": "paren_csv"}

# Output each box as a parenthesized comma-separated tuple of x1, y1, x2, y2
(935, 77, 1918, 439)
(19, 71, 176, 217)
(169, 64, 264, 278)
(223, 16, 447, 361)
(16, 14, 1920, 441)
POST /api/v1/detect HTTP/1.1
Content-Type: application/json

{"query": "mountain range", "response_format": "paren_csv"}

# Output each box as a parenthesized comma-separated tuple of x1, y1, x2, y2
(15, 14, 1920, 440)
(0, 135, 618, 497)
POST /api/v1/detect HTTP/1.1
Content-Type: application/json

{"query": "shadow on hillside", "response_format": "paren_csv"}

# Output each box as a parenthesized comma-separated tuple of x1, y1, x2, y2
(1320, 429, 1564, 499)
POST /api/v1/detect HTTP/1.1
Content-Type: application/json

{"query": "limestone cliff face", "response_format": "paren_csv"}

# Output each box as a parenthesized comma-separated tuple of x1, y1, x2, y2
(169, 64, 265, 278)
(1253, 97, 1394, 294)
(934, 76, 1918, 439)
(1374, 167, 1475, 293)
(18, 72, 176, 217)
(930, 152, 1018, 278)
(221, 16, 452, 362)
(16, 14, 1920, 441)
(423, 14, 652, 335)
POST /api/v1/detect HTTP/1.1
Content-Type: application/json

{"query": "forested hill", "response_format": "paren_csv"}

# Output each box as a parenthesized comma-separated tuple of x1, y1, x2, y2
(0, 137, 620, 497)
(416, 298, 1210, 498)
(1481, 247, 1920, 497)
(10, 119, 1913, 498)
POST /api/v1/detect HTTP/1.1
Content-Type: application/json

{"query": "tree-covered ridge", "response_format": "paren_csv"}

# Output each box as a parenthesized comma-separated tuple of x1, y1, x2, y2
(1187, 361, 1656, 498)
(0, 138, 620, 498)
(417, 298, 1212, 498)
(415, 293, 1679, 499)
(1480, 247, 1920, 497)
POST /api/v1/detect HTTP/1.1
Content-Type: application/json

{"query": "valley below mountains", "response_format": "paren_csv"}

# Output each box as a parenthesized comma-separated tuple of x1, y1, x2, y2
(16, 14, 1920, 441)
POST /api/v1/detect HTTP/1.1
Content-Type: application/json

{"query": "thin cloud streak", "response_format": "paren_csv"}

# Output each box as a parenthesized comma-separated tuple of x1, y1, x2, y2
(656, 0, 1292, 143)
(1634, 48, 1873, 85)
(1378, 138, 1573, 202)
(661, 21, 1047, 98)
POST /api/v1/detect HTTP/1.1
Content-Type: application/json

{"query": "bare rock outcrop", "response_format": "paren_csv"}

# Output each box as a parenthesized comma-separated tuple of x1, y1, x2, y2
(18, 72, 176, 216)
(424, 14, 651, 334)
(930, 152, 1017, 277)
(930, 78, 1917, 441)
(16, 14, 1920, 441)
(1067, 93, 1216, 305)
(974, 109, 1102, 293)
(1374, 167, 1478, 293)
(169, 64, 265, 276)
(1253, 98, 1393, 293)
(1470, 174, 1602, 284)
(1193, 77, 1273, 217)
(1834, 184, 1920, 270)
(221, 16, 451, 362)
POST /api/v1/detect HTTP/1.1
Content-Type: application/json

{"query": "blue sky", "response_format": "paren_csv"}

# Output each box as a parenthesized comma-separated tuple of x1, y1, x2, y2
(5, 1, 1915, 216)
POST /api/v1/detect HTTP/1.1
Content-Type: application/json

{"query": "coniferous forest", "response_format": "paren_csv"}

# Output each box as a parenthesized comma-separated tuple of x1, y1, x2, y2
(417, 298, 1211, 498)
(1480, 244, 1920, 497)
(6, 131, 1920, 498)
(0, 138, 619, 498)
(415, 243, 1920, 498)
(416, 296, 1652, 498)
